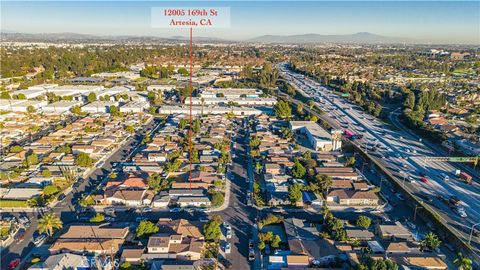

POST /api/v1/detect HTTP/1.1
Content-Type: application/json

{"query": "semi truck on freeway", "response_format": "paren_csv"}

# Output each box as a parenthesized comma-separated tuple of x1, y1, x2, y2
(454, 170, 473, 184)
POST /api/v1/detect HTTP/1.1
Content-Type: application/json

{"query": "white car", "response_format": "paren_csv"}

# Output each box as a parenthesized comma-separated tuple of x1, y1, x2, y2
(224, 222, 231, 230)
(457, 209, 468, 218)
(226, 228, 232, 239)
(224, 242, 231, 254)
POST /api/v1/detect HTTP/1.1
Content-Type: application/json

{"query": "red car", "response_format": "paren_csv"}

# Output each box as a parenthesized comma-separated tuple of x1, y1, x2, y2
(420, 177, 429, 183)
(8, 258, 20, 270)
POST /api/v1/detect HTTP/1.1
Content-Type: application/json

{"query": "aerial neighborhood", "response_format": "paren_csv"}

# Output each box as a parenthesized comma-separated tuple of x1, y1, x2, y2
(0, 5, 479, 269)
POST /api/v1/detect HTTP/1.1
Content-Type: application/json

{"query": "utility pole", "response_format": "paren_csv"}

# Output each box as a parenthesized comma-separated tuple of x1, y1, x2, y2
(468, 222, 480, 245)
(413, 204, 423, 222)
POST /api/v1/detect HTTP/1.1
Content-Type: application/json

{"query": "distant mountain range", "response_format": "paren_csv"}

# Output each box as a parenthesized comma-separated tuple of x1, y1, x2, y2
(0, 32, 229, 44)
(1, 31, 412, 44)
(248, 32, 412, 44)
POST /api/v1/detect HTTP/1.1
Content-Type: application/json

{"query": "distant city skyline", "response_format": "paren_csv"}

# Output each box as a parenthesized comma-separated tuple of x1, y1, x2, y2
(1, 1, 479, 44)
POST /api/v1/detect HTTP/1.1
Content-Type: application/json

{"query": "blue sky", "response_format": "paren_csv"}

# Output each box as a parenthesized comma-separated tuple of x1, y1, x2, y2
(1, 1, 479, 44)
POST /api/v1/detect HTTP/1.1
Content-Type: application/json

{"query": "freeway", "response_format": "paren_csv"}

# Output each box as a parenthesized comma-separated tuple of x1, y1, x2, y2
(278, 63, 480, 257)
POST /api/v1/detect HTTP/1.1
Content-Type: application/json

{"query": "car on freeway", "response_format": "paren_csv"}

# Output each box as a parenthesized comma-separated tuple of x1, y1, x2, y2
(224, 242, 231, 254)
(407, 176, 415, 183)
(419, 194, 433, 203)
(395, 193, 405, 201)
(420, 177, 429, 183)
(456, 208, 468, 218)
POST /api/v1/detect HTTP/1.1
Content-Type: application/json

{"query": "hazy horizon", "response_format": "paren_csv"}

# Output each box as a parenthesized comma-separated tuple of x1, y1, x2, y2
(1, 1, 479, 44)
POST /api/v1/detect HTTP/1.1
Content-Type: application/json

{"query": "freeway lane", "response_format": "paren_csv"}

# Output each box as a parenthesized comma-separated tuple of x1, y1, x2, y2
(278, 63, 480, 257)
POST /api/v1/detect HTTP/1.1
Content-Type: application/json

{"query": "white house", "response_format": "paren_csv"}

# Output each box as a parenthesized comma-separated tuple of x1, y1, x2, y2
(177, 196, 211, 207)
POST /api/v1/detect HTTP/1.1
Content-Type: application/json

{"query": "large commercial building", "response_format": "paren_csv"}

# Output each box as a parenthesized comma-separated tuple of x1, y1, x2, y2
(290, 121, 335, 151)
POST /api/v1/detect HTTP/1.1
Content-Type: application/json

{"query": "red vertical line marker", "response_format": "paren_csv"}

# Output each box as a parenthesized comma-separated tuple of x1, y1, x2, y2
(189, 27, 193, 191)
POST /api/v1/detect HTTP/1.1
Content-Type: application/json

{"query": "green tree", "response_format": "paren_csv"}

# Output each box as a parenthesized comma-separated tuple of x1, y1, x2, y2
(421, 232, 441, 251)
(177, 67, 189, 76)
(315, 174, 333, 193)
(291, 158, 306, 179)
(0, 91, 11, 99)
(87, 92, 97, 102)
(404, 91, 415, 110)
(27, 105, 36, 113)
(345, 156, 356, 167)
(288, 183, 303, 204)
(203, 216, 222, 241)
(70, 105, 82, 115)
(120, 261, 132, 270)
(74, 152, 94, 167)
(42, 185, 59, 197)
(24, 153, 39, 166)
(110, 105, 121, 117)
(274, 100, 292, 119)
(90, 213, 105, 223)
(37, 212, 63, 236)
(454, 253, 473, 270)
(271, 234, 281, 248)
(249, 136, 261, 148)
(147, 173, 171, 192)
(79, 195, 95, 207)
(125, 125, 135, 134)
(9, 145, 24, 153)
(16, 93, 27, 100)
(136, 220, 159, 238)
(41, 169, 52, 177)
(356, 216, 372, 230)
(210, 191, 225, 207)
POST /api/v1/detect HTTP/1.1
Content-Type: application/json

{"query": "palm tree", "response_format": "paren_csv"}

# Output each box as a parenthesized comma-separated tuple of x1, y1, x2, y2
(38, 212, 63, 236)
(453, 252, 473, 270)
(421, 232, 441, 251)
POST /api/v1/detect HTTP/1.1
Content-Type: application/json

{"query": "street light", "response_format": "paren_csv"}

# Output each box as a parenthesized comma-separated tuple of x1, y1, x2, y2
(468, 222, 480, 245)
(413, 204, 423, 222)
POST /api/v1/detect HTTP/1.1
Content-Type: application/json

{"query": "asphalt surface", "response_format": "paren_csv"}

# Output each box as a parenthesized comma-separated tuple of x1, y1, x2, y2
(278, 63, 480, 259)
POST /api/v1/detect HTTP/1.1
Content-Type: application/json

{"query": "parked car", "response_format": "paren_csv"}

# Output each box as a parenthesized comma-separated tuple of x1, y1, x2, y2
(169, 208, 182, 213)
(57, 193, 66, 201)
(224, 222, 231, 230)
(248, 249, 255, 261)
(14, 229, 26, 241)
(33, 233, 47, 246)
(8, 258, 20, 270)
(224, 242, 231, 254)
(141, 206, 152, 213)
(226, 228, 232, 239)
(249, 239, 254, 249)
